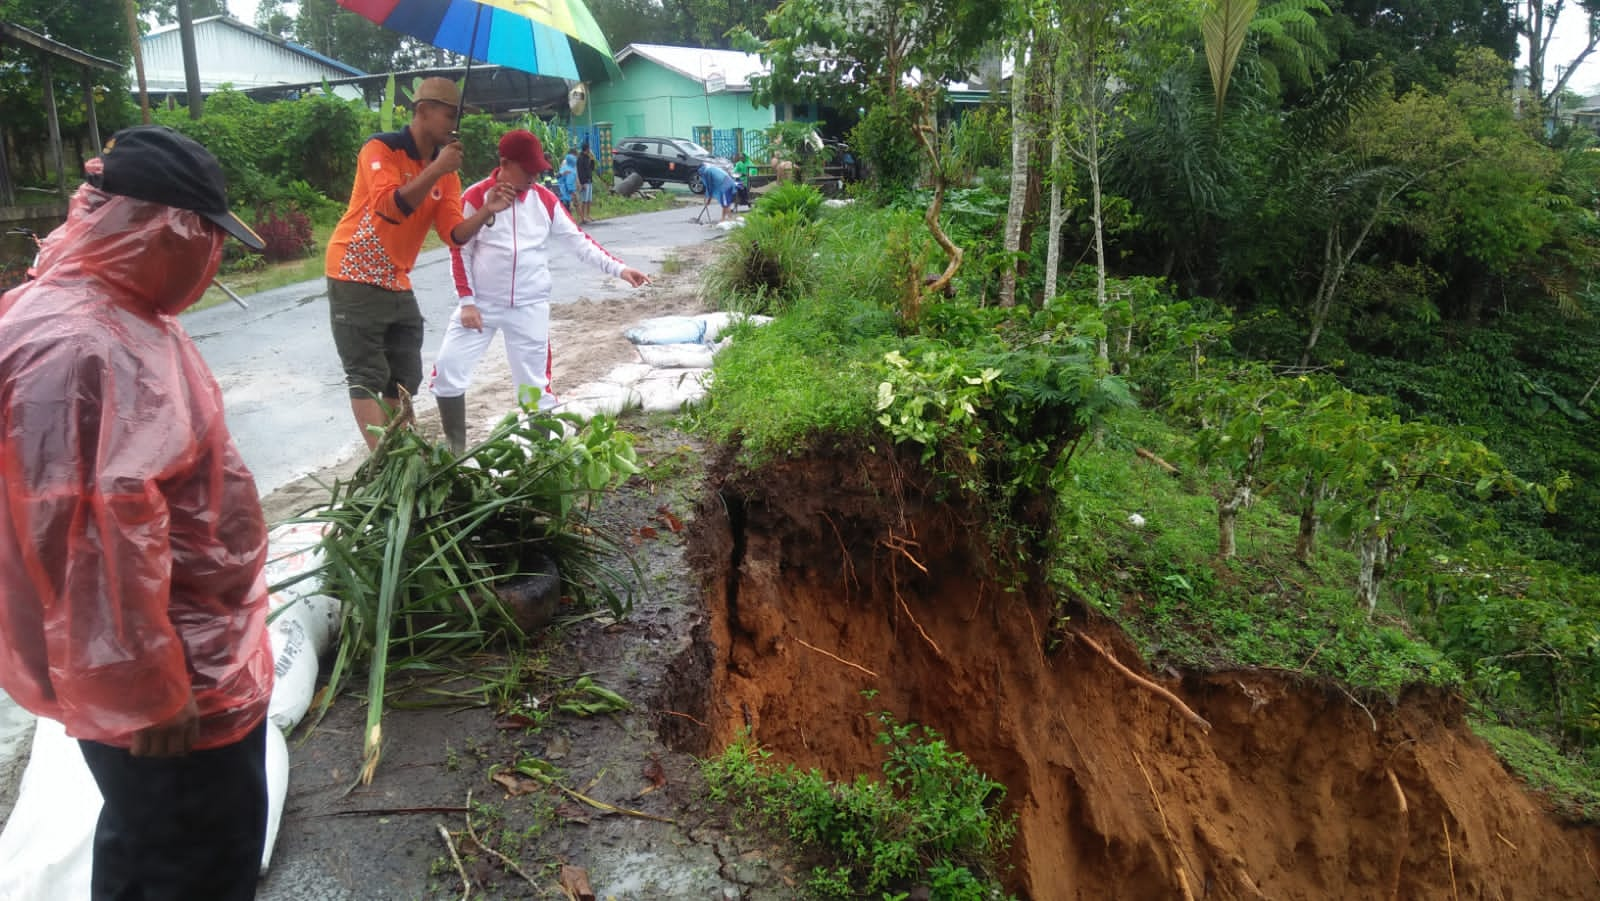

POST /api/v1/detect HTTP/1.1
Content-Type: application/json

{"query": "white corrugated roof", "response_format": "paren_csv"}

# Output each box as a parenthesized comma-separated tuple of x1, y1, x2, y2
(616, 43, 767, 90)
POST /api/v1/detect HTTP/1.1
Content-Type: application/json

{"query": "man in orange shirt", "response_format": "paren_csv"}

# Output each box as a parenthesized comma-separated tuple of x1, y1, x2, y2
(325, 77, 514, 449)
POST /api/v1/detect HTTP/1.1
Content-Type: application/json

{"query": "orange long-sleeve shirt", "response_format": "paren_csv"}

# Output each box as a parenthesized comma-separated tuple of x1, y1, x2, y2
(326, 128, 466, 292)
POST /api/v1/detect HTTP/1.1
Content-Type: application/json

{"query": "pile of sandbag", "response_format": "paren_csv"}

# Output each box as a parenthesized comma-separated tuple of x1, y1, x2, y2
(560, 311, 771, 420)
(0, 522, 340, 900)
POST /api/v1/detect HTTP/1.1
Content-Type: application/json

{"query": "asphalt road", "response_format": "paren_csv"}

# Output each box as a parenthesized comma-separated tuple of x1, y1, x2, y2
(187, 201, 724, 497)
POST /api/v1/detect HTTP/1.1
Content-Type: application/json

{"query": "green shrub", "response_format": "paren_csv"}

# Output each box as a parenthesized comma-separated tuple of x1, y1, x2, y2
(756, 181, 824, 221)
(702, 210, 818, 312)
(703, 715, 1016, 900)
(851, 92, 925, 198)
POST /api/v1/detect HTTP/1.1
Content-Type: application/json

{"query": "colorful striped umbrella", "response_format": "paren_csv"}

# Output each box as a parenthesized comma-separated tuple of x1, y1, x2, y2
(337, 0, 621, 83)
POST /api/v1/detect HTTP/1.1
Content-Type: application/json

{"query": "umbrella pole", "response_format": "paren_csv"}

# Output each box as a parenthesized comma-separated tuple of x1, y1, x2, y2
(456, 2, 485, 126)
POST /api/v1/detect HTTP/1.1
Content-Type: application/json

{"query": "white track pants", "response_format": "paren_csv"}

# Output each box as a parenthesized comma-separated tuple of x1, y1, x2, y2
(429, 300, 555, 409)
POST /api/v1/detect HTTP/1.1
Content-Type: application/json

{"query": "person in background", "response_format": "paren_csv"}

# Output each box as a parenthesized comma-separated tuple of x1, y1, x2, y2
(0, 125, 273, 901)
(324, 77, 513, 450)
(574, 139, 597, 225)
(698, 160, 738, 224)
(732, 152, 757, 208)
(557, 146, 578, 211)
(430, 130, 650, 452)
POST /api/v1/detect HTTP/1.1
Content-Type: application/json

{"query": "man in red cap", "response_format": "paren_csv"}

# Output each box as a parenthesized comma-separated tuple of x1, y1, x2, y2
(430, 129, 650, 451)
(0, 125, 273, 899)
(325, 76, 516, 449)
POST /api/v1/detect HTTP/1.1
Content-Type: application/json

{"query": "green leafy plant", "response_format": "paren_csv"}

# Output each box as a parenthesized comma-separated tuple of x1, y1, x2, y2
(755, 181, 826, 222)
(702, 209, 819, 312)
(703, 715, 1016, 899)
(301, 403, 641, 783)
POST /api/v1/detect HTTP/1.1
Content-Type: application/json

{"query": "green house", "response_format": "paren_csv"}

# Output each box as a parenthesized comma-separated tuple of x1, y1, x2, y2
(585, 43, 799, 162)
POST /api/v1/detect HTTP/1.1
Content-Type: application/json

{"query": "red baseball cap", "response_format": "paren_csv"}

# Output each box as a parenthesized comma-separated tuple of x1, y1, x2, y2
(498, 130, 552, 174)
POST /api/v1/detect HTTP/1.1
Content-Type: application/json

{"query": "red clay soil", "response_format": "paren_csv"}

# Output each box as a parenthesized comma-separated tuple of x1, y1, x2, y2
(665, 448, 1600, 900)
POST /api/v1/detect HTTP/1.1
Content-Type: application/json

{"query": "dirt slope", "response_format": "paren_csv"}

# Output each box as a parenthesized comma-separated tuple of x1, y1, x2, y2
(673, 449, 1600, 899)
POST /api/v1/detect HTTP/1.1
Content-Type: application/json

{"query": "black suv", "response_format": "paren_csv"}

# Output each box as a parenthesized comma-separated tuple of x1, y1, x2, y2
(611, 136, 732, 194)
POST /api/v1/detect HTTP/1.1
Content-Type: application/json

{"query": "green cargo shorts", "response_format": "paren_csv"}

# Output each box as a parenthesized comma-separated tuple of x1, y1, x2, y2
(327, 278, 424, 400)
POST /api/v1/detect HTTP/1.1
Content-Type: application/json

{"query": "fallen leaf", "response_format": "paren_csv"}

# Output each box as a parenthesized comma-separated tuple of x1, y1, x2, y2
(555, 801, 591, 823)
(642, 757, 667, 791)
(636, 525, 659, 541)
(654, 506, 685, 532)
(490, 771, 541, 797)
(559, 864, 596, 901)
(495, 713, 539, 730)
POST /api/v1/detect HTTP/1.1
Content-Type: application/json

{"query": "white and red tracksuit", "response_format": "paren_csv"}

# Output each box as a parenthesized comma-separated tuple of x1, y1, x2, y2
(431, 170, 628, 408)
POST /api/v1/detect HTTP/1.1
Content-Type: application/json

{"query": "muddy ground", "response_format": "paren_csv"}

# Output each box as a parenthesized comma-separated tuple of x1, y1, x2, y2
(258, 239, 1600, 901)
(258, 241, 804, 900)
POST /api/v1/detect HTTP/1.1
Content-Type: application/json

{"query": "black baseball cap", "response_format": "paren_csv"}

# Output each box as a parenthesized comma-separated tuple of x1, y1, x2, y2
(88, 125, 265, 251)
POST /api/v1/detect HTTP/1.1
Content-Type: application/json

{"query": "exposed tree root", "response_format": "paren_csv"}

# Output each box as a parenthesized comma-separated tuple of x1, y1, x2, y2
(897, 594, 945, 658)
(1443, 813, 1459, 901)
(1075, 631, 1211, 734)
(1387, 769, 1409, 900)
(464, 790, 540, 890)
(793, 636, 878, 678)
(1134, 750, 1199, 900)
(436, 822, 470, 900)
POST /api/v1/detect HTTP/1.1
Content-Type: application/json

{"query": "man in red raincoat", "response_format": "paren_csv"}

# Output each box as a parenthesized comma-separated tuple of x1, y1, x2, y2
(0, 126, 275, 900)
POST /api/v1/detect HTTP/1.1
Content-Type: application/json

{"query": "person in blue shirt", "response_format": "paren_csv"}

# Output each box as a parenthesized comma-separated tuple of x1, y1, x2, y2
(556, 149, 578, 209)
(699, 161, 737, 223)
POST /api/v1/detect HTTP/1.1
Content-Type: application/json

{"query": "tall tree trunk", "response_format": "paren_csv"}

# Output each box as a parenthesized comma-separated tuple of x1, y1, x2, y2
(1088, 115, 1108, 364)
(999, 34, 1031, 308)
(1217, 435, 1263, 559)
(1043, 47, 1067, 305)
(1295, 474, 1321, 564)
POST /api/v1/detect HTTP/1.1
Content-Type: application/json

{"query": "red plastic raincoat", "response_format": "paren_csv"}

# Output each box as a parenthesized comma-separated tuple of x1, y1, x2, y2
(0, 186, 273, 750)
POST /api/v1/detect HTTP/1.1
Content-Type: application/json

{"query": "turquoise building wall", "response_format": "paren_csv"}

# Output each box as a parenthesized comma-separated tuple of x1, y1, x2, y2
(586, 59, 774, 140)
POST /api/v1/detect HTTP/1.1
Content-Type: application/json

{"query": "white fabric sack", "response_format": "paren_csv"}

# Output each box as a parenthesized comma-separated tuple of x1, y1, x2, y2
(560, 381, 638, 417)
(262, 521, 328, 597)
(261, 724, 289, 874)
(697, 312, 774, 343)
(623, 315, 706, 345)
(635, 343, 716, 370)
(266, 594, 318, 734)
(634, 368, 711, 412)
(0, 718, 95, 901)
(599, 362, 654, 388)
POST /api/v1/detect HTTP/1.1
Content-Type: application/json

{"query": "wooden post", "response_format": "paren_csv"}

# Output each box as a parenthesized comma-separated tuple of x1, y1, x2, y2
(41, 55, 66, 196)
(125, 0, 151, 124)
(0, 121, 14, 206)
(175, 0, 204, 119)
(81, 65, 101, 151)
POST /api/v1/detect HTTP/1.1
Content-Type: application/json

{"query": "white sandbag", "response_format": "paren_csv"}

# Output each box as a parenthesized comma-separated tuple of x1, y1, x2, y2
(266, 596, 317, 734)
(635, 343, 716, 370)
(697, 312, 774, 342)
(600, 362, 654, 388)
(635, 368, 711, 412)
(296, 593, 342, 656)
(560, 381, 639, 417)
(260, 723, 288, 874)
(0, 718, 96, 901)
(0, 716, 290, 895)
(623, 315, 706, 345)
(263, 521, 328, 596)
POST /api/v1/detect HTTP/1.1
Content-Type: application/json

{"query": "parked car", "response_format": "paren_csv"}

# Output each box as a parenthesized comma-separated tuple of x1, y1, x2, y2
(611, 136, 732, 194)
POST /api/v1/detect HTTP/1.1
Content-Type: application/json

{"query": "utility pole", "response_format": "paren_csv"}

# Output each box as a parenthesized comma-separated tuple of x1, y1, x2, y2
(176, 0, 204, 118)
(124, 0, 151, 124)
